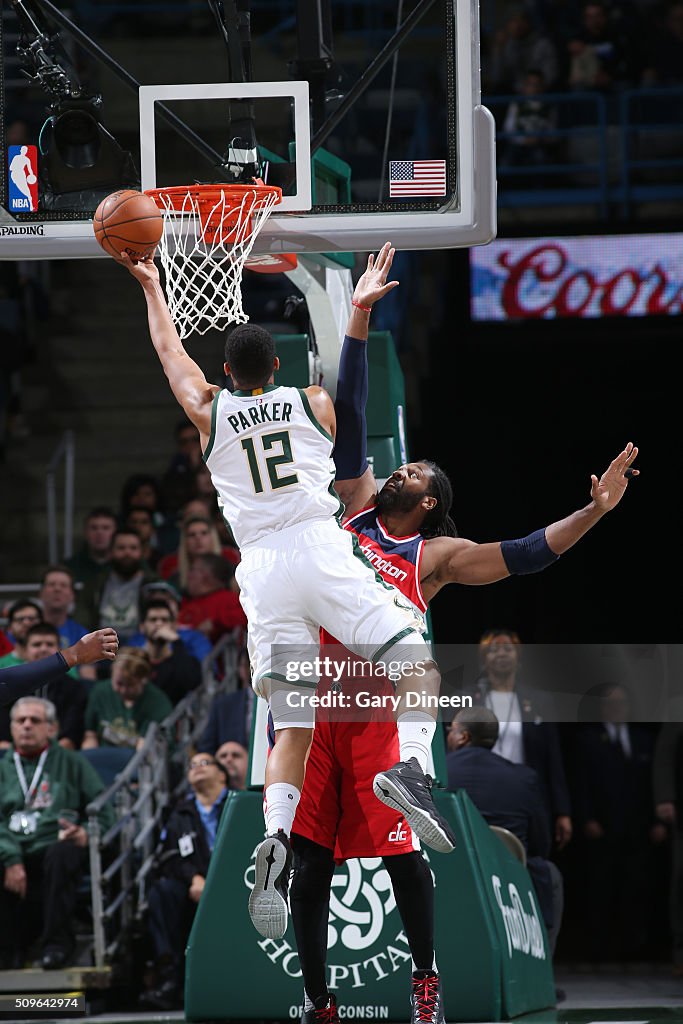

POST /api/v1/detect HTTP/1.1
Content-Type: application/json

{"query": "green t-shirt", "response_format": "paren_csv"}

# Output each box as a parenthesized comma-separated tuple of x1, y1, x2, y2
(85, 680, 173, 748)
(0, 652, 23, 669)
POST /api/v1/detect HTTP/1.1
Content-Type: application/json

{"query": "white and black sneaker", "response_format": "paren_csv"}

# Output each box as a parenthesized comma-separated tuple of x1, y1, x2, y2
(373, 758, 456, 853)
(248, 829, 292, 938)
(301, 994, 340, 1024)
(410, 970, 445, 1024)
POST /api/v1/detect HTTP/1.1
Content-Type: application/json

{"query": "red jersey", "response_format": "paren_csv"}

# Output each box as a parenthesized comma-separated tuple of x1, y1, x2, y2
(295, 505, 427, 860)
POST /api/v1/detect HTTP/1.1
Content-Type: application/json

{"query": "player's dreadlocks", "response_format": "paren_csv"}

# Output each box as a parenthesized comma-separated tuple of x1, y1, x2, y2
(420, 461, 458, 539)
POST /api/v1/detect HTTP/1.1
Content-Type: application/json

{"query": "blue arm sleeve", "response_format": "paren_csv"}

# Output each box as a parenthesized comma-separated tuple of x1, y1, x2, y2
(0, 652, 69, 705)
(333, 334, 369, 480)
(500, 528, 559, 575)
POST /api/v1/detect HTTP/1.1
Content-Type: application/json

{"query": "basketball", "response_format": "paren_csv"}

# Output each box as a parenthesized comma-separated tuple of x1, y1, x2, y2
(93, 189, 163, 262)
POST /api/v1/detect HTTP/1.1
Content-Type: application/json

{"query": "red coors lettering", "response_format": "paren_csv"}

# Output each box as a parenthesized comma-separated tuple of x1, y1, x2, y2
(498, 243, 683, 319)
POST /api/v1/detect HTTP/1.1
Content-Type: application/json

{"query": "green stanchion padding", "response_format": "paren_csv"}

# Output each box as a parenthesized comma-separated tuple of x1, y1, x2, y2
(272, 334, 310, 388)
(185, 790, 554, 1021)
(365, 332, 406, 440)
(455, 793, 556, 1019)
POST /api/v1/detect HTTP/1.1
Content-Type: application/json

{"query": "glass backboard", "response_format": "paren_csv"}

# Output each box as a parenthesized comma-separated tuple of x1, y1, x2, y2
(0, 0, 495, 259)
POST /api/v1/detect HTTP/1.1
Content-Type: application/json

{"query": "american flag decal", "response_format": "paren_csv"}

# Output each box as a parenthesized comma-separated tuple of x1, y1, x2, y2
(389, 160, 447, 197)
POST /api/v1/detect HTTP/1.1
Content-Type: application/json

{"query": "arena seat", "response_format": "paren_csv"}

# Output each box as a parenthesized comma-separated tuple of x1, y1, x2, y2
(490, 824, 527, 867)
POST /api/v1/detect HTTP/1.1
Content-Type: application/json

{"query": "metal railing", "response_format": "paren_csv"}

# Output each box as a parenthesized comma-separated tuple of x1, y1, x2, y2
(83, 629, 242, 969)
(486, 86, 683, 216)
(86, 724, 169, 968)
(46, 430, 76, 565)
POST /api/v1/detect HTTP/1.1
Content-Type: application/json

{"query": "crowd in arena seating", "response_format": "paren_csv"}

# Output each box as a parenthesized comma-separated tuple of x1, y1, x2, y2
(0, 417, 250, 978)
(482, 0, 683, 93)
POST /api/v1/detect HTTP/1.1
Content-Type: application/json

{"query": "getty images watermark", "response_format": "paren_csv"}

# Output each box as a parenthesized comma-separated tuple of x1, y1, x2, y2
(282, 654, 471, 712)
(261, 643, 683, 724)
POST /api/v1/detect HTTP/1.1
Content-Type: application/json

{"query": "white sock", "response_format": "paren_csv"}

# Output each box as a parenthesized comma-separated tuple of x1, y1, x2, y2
(264, 782, 300, 836)
(304, 991, 315, 1011)
(397, 713, 436, 773)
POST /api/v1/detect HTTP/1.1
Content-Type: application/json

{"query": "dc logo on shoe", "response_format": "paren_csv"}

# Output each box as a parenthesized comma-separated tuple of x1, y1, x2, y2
(8, 145, 39, 212)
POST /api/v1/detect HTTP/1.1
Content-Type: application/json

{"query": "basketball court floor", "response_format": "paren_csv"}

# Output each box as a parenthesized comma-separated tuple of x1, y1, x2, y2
(0, 973, 681, 1024)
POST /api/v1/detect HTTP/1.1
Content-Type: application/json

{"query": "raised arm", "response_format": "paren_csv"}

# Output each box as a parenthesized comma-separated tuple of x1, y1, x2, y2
(120, 253, 219, 441)
(421, 443, 639, 597)
(334, 243, 399, 515)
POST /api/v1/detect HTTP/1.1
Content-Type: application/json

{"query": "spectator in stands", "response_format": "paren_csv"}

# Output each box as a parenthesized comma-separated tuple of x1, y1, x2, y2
(568, 2, 635, 90)
(463, 629, 572, 849)
(120, 473, 177, 556)
(641, 1, 683, 83)
(447, 706, 563, 954)
(139, 752, 229, 1010)
(572, 682, 663, 959)
(198, 648, 253, 752)
(502, 69, 559, 168)
(125, 505, 161, 569)
(489, 7, 559, 92)
(138, 599, 201, 706)
(0, 599, 42, 668)
(128, 582, 211, 663)
(158, 516, 239, 592)
(65, 506, 117, 596)
(178, 554, 246, 645)
(0, 696, 114, 970)
(39, 567, 88, 650)
(82, 647, 172, 750)
(216, 740, 248, 791)
(161, 418, 203, 514)
(652, 714, 683, 970)
(181, 497, 215, 522)
(0, 624, 86, 751)
(85, 530, 159, 642)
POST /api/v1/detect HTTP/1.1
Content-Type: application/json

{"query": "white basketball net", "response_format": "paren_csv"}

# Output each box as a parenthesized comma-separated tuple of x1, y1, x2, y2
(152, 186, 280, 339)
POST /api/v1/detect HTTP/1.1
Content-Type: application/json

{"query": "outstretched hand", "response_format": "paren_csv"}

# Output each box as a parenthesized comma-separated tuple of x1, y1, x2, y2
(352, 242, 399, 309)
(118, 250, 160, 286)
(591, 442, 639, 513)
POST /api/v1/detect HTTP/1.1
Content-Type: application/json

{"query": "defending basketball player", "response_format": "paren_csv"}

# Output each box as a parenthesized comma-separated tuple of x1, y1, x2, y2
(119, 245, 456, 944)
(289, 247, 640, 1024)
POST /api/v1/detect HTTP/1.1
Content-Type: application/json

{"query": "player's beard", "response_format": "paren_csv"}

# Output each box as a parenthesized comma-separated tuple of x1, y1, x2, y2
(377, 481, 426, 517)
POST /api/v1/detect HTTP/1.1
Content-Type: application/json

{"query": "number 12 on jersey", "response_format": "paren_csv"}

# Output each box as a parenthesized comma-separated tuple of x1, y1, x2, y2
(240, 430, 299, 493)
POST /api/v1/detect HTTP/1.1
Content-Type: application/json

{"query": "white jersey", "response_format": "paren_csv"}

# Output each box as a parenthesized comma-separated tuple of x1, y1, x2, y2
(203, 384, 341, 548)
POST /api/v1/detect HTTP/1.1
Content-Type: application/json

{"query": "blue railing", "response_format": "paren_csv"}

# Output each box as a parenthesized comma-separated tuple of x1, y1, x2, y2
(488, 91, 609, 216)
(486, 87, 683, 217)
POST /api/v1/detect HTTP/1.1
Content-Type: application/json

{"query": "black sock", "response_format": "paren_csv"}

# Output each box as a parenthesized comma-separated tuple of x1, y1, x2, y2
(383, 851, 435, 971)
(290, 834, 335, 1003)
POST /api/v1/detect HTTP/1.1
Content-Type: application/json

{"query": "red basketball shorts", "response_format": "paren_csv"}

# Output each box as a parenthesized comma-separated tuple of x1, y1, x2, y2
(294, 717, 418, 862)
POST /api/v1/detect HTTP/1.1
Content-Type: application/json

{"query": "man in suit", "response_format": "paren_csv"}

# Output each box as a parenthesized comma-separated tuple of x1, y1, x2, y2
(446, 706, 563, 954)
(464, 629, 572, 849)
(573, 683, 663, 960)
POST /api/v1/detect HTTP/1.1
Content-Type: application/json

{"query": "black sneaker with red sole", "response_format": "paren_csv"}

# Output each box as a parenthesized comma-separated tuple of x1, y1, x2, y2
(301, 994, 341, 1024)
(411, 971, 446, 1024)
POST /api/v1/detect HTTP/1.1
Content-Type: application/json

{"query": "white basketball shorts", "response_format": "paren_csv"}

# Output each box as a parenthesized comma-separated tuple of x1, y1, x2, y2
(235, 517, 430, 729)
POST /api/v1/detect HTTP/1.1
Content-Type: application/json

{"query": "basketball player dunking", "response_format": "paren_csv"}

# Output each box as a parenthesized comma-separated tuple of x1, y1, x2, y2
(121, 247, 457, 943)
(289, 248, 640, 1024)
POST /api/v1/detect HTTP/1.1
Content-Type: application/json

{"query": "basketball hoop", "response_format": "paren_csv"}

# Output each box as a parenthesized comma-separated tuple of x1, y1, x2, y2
(145, 182, 282, 339)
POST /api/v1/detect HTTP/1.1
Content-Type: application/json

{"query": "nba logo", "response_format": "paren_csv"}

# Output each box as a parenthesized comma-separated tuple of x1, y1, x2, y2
(8, 145, 39, 212)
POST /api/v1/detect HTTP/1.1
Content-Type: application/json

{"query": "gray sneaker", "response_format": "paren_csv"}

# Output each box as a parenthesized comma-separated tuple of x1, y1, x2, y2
(373, 758, 456, 853)
(248, 829, 292, 938)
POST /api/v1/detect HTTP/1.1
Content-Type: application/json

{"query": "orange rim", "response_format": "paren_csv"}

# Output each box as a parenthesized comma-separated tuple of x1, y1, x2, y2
(144, 183, 282, 244)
